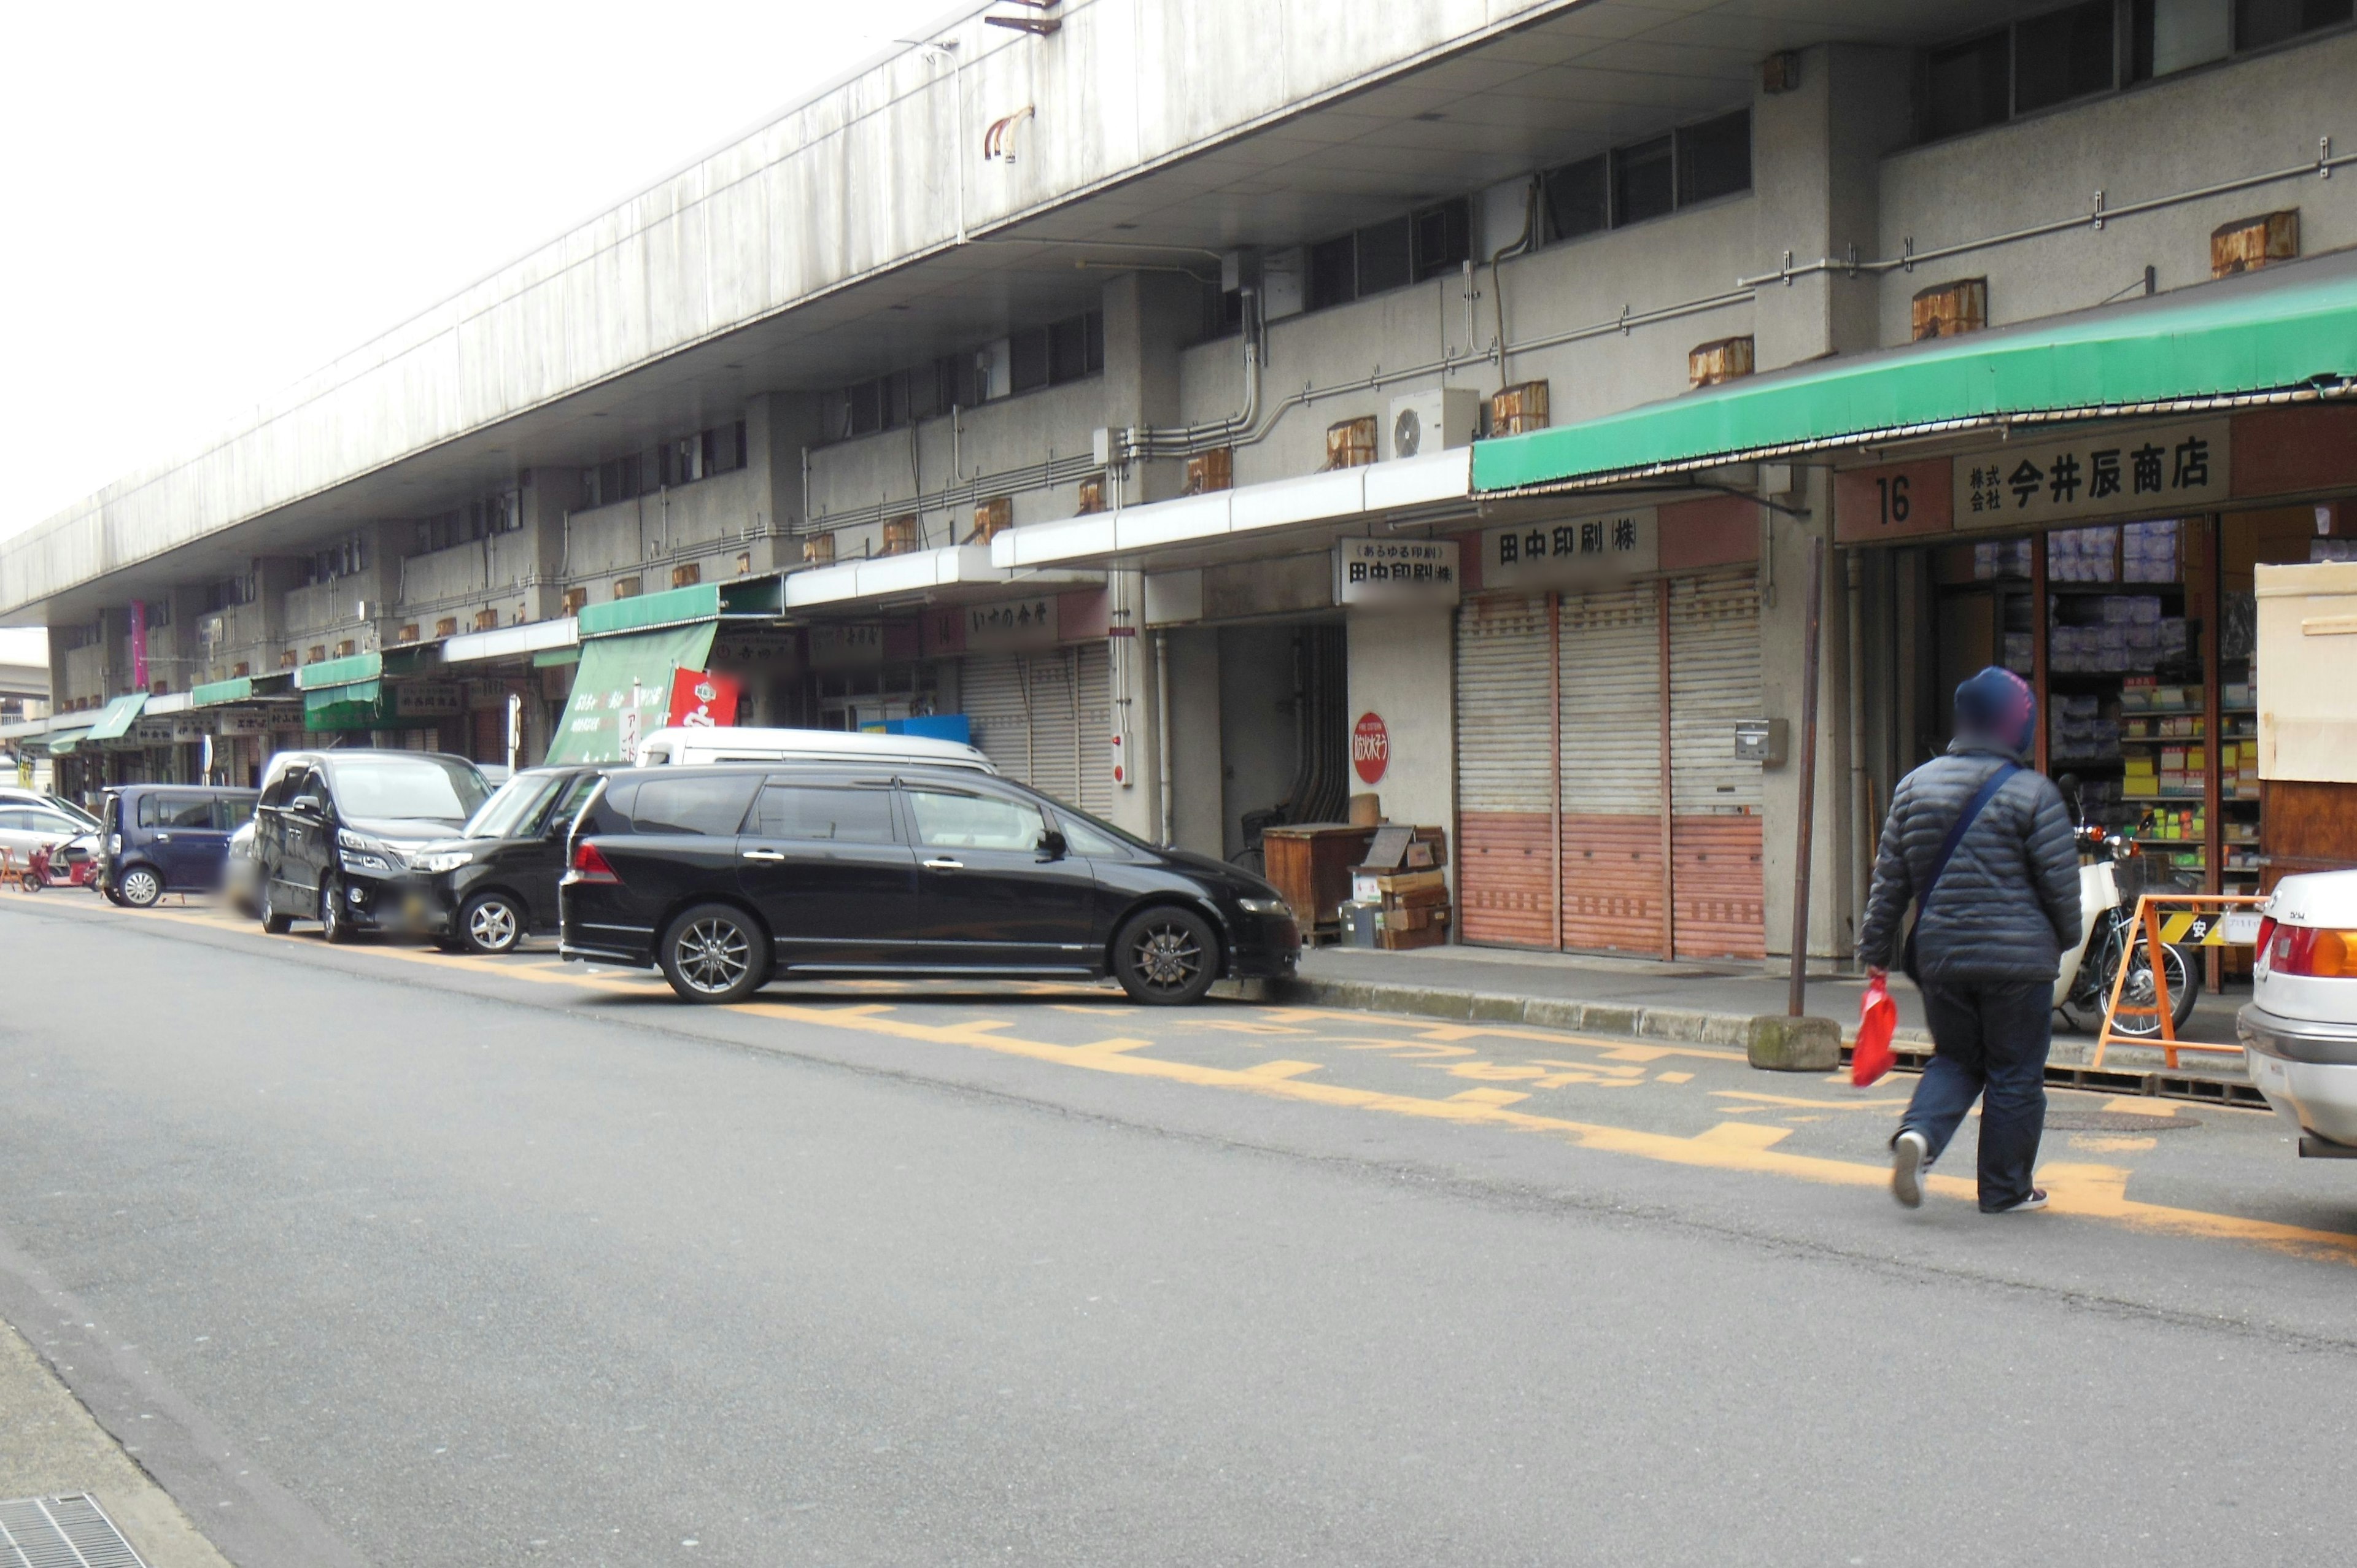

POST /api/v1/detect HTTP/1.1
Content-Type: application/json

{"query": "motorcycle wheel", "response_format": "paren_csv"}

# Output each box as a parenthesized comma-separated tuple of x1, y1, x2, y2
(2097, 932, 2201, 1038)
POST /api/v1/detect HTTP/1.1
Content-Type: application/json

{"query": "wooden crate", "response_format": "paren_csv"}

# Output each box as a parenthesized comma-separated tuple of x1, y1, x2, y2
(1264, 824, 1378, 932)
(1490, 380, 1550, 436)
(802, 533, 837, 565)
(1076, 476, 1107, 515)
(670, 562, 702, 589)
(970, 496, 1013, 542)
(881, 515, 923, 555)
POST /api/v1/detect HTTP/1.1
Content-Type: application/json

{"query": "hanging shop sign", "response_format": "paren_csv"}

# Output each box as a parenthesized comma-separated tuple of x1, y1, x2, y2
(133, 716, 202, 746)
(1479, 508, 1658, 590)
(1334, 539, 1461, 608)
(1834, 458, 1956, 543)
(667, 667, 741, 729)
(1352, 711, 1390, 784)
(809, 622, 887, 670)
(964, 597, 1060, 654)
(214, 707, 273, 737)
(466, 679, 511, 711)
(394, 681, 464, 719)
(1952, 417, 2231, 530)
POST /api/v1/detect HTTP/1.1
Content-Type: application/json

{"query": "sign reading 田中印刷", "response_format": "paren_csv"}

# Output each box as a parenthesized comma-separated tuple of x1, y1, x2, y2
(1953, 417, 2231, 528)
(1480, 508, 1658, 589)
(1334, 539, 1461, 608)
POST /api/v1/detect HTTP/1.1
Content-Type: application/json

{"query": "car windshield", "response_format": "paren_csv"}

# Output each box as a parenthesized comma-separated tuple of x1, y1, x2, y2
(463, 772, 562, 840)
(46, 797, 100, 830)
(994, 782, 1151, 855)
(324, 754, 491, 823)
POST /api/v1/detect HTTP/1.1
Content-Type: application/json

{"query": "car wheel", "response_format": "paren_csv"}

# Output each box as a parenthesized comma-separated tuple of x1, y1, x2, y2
(117, 865, 163, 909)
(320, 881, 357, 944)
(260, 877, 293, 934)
(459, 892, 525, 956)
(657, 903, 770, 1004)
(1112, 905, 1219, 1006)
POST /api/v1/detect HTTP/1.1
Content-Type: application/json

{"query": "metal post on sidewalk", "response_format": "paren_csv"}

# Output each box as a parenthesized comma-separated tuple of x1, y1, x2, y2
(1787, 533, 1825, 1018)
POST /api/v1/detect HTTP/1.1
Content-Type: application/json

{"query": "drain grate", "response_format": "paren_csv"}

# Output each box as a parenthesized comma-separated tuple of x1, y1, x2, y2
(0, 1495, 148, 1568)
(2045, 1109, 2202, 1132)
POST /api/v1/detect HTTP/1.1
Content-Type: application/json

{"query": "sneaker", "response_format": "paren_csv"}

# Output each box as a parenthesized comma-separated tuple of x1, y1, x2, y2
(1891, 1129, 1929, 1209)
(1992, 1188, 2049, 1214)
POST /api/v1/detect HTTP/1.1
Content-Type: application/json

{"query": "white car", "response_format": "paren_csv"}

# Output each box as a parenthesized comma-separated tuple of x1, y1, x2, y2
(2240, 870, 2357, 1156)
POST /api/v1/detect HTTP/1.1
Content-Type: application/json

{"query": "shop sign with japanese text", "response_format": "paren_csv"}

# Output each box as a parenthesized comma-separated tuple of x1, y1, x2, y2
(395, 681, 464, 719)
(1951, 418, 2230, 529)
(808, 622, 886, 669)
(213, 707, 273, 736)
(965, 597, 1059, 654)
(1334, 539, 1461, 608)
(1479, 508, 1658, 590)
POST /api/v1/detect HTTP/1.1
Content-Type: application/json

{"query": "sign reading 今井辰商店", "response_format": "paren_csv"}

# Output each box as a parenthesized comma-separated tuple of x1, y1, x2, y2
(1951, 417, 2231, 529)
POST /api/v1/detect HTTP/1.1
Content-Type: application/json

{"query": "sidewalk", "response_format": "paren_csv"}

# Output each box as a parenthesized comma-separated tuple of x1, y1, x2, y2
(1264, 941, 2259, 1103)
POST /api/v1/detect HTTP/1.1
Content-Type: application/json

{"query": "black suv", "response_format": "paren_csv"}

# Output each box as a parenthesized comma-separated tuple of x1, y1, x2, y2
(560, 763, 1300, 1005)
(255, 750, 492, 941)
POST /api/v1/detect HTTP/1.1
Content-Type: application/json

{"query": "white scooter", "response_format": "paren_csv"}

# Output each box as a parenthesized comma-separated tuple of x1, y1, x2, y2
(2053, 816, 2200, 1037)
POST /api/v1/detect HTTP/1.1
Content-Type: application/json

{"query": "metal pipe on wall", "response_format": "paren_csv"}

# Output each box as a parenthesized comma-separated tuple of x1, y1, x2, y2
(1788, 533, 1827, 1018)
(1846, 549, 1870, 937)
(1155, 628, 1174, 846)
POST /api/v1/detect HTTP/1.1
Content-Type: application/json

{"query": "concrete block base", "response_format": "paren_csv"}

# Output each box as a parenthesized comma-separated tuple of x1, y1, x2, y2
(1746, 1014, 1843, 1072)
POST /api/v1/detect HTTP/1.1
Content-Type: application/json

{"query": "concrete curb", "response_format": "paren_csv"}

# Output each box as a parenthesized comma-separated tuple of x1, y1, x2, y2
(1256, 975, 1877, 1052)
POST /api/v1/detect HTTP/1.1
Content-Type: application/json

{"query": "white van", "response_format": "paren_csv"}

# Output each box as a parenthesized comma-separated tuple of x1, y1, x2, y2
(632, 725, 997, 774)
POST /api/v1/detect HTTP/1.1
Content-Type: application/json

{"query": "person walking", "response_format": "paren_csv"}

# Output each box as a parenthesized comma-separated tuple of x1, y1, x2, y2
(1857, 666, 2083, 1214)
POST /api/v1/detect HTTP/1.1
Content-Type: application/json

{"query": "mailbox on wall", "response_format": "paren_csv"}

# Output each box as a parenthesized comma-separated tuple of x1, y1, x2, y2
(1734, 718, 1789, 767)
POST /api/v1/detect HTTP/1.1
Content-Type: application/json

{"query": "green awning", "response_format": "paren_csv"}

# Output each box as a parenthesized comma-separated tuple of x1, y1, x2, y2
(579, 584, 721, 638)
(296, 651, 384, 692)
(543, 622, 718, 765)
(1475, 255, 2357, 494)
(43, 727, 93, 756)
(191, 676, 252, 707)
(531, 646, 582, 668)
(304, 679, 385, 728)
(83, 693, 148, 742)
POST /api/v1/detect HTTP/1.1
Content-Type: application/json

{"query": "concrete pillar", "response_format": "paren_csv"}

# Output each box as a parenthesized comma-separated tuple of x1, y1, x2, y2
(1748, 43, 1914, 372)
(1345, 608, 1454, 835)
(1099, 271, 1201, 504)
(1757, 468, 1859, 967)
(745, 391, 826, 571)
(520, 466, 584, 622)
(1163, 625, 1224, 855)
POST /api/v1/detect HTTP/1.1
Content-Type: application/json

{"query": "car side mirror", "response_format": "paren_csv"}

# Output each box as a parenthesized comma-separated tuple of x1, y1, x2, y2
(291, 795, 322, 817)
(1038, 829, 1069, 861)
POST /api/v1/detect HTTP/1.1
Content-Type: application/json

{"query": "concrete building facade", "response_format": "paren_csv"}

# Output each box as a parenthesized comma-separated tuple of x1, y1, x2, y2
(7, 0, 2357, 965)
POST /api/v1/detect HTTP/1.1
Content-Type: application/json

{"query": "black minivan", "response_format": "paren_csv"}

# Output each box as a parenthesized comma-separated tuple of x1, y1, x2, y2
(559, 764, 1300, 1005)
(100, 784, 258, 906)
(408, 765, 607, 954)
(255, 750, 492, 942)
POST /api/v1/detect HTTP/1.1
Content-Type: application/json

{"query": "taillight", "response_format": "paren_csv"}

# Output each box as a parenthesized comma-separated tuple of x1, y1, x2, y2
(569, 840, 621, 884)
(2273, 926, 2357, 979)
(2255, 917, 2277, 970)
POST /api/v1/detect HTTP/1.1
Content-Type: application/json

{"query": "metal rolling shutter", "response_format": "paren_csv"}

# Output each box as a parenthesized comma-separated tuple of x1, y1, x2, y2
(1668, 569, 1765, 959)
(962, 654, 1031, 778)
(1024, 652, 1082, 806)
(1454, 593, 1554, 948)
(1074, 641, 1115, 817)
(1557, 584, 1664, 953)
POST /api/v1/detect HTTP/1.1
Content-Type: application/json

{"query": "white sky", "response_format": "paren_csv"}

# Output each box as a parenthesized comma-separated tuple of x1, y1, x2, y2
(0, 0, 952, 668)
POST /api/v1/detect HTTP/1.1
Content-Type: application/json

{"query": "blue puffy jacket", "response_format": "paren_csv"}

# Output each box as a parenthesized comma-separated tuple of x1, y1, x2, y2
(1856, 740, 2083, 984)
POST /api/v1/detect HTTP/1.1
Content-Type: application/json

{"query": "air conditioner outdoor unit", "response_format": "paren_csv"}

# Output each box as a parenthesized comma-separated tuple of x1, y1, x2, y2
(1385, 387, 1482, 462)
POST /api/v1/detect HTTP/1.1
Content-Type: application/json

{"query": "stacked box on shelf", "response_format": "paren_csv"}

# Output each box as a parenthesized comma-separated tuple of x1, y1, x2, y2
(2122, 519, 2180, 582)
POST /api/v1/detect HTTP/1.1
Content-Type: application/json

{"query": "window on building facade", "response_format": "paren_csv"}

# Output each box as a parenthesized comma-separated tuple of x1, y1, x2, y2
(199, 574, 254, 614)
(1925, 28, 2012, 138)
(300, 535, 367, 587)
(2014, 0, 2117, 113)
(1299, 197, 1471, 313)
(1541, 110, 1751, 242)
(579, 422, 748, 506)
(2234, 0, 2354, 50)
(818, 313, 1100, 444)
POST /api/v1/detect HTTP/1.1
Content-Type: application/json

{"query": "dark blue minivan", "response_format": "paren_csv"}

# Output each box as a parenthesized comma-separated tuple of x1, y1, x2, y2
(101, 784, 259, 908)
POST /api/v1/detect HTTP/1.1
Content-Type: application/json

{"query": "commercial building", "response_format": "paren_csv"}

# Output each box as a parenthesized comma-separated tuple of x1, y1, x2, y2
(6, 0, 2356, 967)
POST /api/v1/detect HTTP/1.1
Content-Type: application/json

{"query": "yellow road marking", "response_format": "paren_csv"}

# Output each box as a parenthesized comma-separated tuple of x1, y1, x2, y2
(1711, 1091, 1911, 1111)
(1655, 1071, 1695, 1084)
(2071, 1135, 2159, 1153)
(2102, 1097, 2186, 1118)
(1447, 1089, 1530, 1107)
(1070, 1038, 1155, 1056)
(42, 898, 2357, 1265)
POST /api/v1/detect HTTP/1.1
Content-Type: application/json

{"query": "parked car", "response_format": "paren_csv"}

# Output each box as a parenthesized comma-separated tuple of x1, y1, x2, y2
(633, 725, 996, 772)
(97, 784, 258, 907)
(225, 818, 261, 918)
(559, 763, 1301, 1005)
(407, 765, 608, 954)
(0, 800, 96, 884)
(254, 750, 492, 941)
(0, 786, 101, 832)
(2241, 869, 2357, 1156)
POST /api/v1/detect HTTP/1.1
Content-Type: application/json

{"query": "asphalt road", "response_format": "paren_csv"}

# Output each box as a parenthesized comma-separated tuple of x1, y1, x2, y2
(4, 894, 2356, 1566)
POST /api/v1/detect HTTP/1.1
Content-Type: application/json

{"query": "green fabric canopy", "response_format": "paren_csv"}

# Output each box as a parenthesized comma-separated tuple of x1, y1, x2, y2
(544, 622, 719, 764)
(295, 651, 384, 692)
(577, 584, 722, 638)
(1474, 257, 2357, 494)
(43, 727, 93, 757)
(82, 693, 148, 742)
(190, 676, 252, 706)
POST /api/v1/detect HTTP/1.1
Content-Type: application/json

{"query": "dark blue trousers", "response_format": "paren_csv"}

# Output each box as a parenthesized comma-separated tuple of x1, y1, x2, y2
(1901, 979, 2053, 1211)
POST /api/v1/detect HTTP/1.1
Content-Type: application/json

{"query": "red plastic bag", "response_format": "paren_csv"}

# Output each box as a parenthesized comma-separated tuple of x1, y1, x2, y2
(1852, 976, 1898, 1087)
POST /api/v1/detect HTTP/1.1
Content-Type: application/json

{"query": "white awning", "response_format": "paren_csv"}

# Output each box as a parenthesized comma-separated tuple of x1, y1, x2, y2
(785, 544, 1100, 611)
(442, 616, 579, 665)
(989, 447, 1474, 571)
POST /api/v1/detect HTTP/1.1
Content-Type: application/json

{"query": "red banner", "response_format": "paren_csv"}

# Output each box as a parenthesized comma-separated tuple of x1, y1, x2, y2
(667, 666, 740, 729)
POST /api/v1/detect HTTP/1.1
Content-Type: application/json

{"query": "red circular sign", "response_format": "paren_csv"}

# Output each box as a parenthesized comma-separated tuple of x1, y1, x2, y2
(1351, 711, 1390, 785)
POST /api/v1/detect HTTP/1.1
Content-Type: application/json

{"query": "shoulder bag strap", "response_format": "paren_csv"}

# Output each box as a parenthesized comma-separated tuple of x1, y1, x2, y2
(1918, 762, 2019, 914)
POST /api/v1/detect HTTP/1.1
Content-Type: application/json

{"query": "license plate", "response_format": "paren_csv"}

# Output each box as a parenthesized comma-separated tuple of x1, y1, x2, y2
(2254, 1054, 2290, 1087)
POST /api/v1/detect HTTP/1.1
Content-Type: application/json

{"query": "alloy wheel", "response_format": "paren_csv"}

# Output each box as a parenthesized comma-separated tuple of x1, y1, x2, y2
(119, 867, 162, 908)
(465, 897, 521, 954)
(1129, 918, 1204, 993)
(674, 917, 752, 995)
